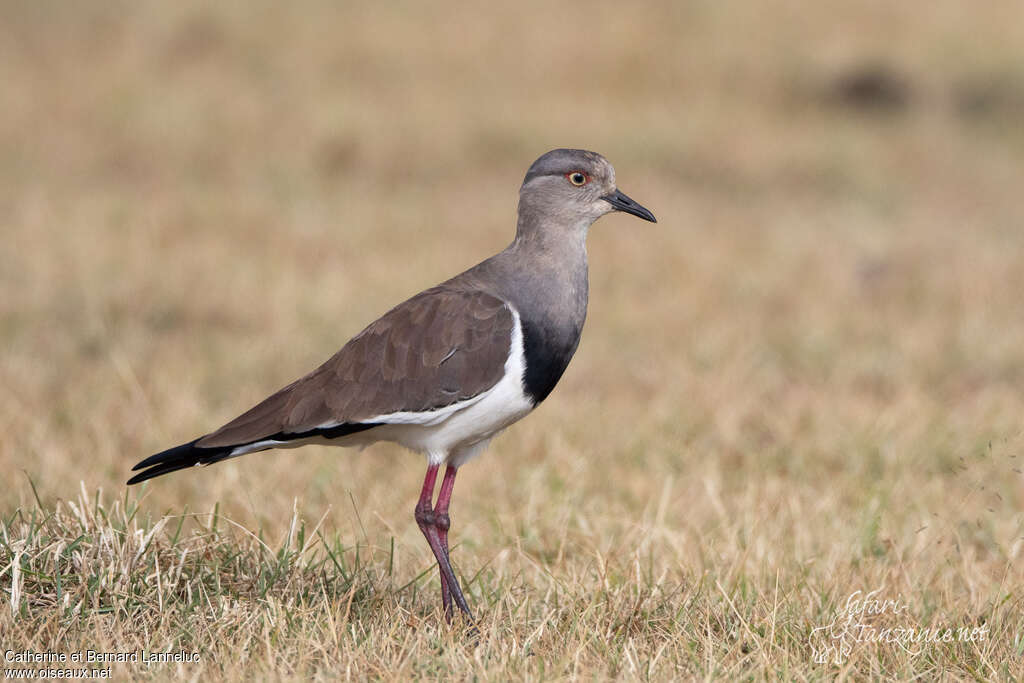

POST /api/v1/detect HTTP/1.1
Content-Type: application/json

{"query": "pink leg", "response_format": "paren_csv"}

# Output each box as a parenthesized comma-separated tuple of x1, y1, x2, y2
(434, 465, 459, 619)
(414, 463, 473, 622)
(413, 465, 449, 614)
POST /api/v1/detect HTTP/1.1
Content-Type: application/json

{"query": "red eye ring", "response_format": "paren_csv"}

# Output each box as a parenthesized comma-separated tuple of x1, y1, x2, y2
(566, 171, 589, 186)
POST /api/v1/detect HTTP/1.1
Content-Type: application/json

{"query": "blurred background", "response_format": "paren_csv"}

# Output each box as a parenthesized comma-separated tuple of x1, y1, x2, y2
(2, 0, 1022, 600)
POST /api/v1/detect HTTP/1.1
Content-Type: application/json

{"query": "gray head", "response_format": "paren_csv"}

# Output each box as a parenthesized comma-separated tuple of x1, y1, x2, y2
(517, 149, 656, 238)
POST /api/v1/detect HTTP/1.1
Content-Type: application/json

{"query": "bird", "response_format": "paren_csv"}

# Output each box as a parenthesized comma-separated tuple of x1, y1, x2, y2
(128, 148, 656, 623)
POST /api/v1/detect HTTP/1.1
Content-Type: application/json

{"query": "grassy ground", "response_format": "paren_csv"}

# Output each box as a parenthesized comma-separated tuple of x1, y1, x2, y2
(2, 1, 1024, 679)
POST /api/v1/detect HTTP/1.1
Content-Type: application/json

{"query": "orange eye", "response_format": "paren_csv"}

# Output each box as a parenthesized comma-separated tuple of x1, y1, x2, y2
(566, 171, 588, 186)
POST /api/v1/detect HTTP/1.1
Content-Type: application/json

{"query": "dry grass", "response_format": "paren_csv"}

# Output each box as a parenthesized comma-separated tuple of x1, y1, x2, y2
(2, 1, 1024, 680)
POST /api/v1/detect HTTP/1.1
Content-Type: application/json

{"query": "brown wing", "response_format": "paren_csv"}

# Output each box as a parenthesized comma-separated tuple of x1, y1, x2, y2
(196, 287, 514, 448)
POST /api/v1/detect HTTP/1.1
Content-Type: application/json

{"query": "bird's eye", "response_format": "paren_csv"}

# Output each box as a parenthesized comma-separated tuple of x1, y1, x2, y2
(566, 172, 588, 186)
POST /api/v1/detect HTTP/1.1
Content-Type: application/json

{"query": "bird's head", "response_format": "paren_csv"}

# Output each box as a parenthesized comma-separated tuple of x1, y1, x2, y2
(517, 149, 656, 234)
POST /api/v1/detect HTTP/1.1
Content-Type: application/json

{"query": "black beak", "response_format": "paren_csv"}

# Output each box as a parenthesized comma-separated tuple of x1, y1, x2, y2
(601, 189, 657, 223)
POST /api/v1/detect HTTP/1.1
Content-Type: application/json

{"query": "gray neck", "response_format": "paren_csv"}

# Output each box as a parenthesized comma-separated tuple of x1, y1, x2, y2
(501, 212, 590, 323)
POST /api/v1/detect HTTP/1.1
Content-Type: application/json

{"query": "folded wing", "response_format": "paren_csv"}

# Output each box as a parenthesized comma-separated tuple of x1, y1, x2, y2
(128, 287, 515, 484)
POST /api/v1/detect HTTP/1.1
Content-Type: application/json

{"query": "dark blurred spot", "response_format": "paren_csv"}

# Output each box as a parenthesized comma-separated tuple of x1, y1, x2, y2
(856, 257, 893, 292)
(163, 13, 225, 66)
(954, 72, 1024, 121)
(144, 303, 256, 335)
(100, 144, 155, 184)
(316, 137, 359, 179)
(852, 371, 898, 402)
(827, 64, 913, 113)
(77, 334, 105, 360)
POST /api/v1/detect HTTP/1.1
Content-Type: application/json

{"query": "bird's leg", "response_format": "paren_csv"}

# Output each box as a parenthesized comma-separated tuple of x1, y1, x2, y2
(434, 465, 459, 620)
(413, 464, 448, 615)
(414, 464, 474, 622)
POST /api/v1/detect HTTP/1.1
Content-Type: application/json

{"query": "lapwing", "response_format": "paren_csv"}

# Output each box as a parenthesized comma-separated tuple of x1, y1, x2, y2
(129, 148, 656, 622)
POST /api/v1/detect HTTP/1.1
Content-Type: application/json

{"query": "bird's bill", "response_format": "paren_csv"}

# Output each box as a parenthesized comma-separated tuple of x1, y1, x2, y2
(600, 189, 657, 223)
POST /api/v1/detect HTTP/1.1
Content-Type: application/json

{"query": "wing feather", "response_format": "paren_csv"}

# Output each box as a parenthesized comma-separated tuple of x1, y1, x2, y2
(196, 287, 514, 448)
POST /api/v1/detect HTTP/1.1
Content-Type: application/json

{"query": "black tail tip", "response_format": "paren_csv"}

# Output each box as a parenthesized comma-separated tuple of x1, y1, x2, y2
(127, 437, 223, 485)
